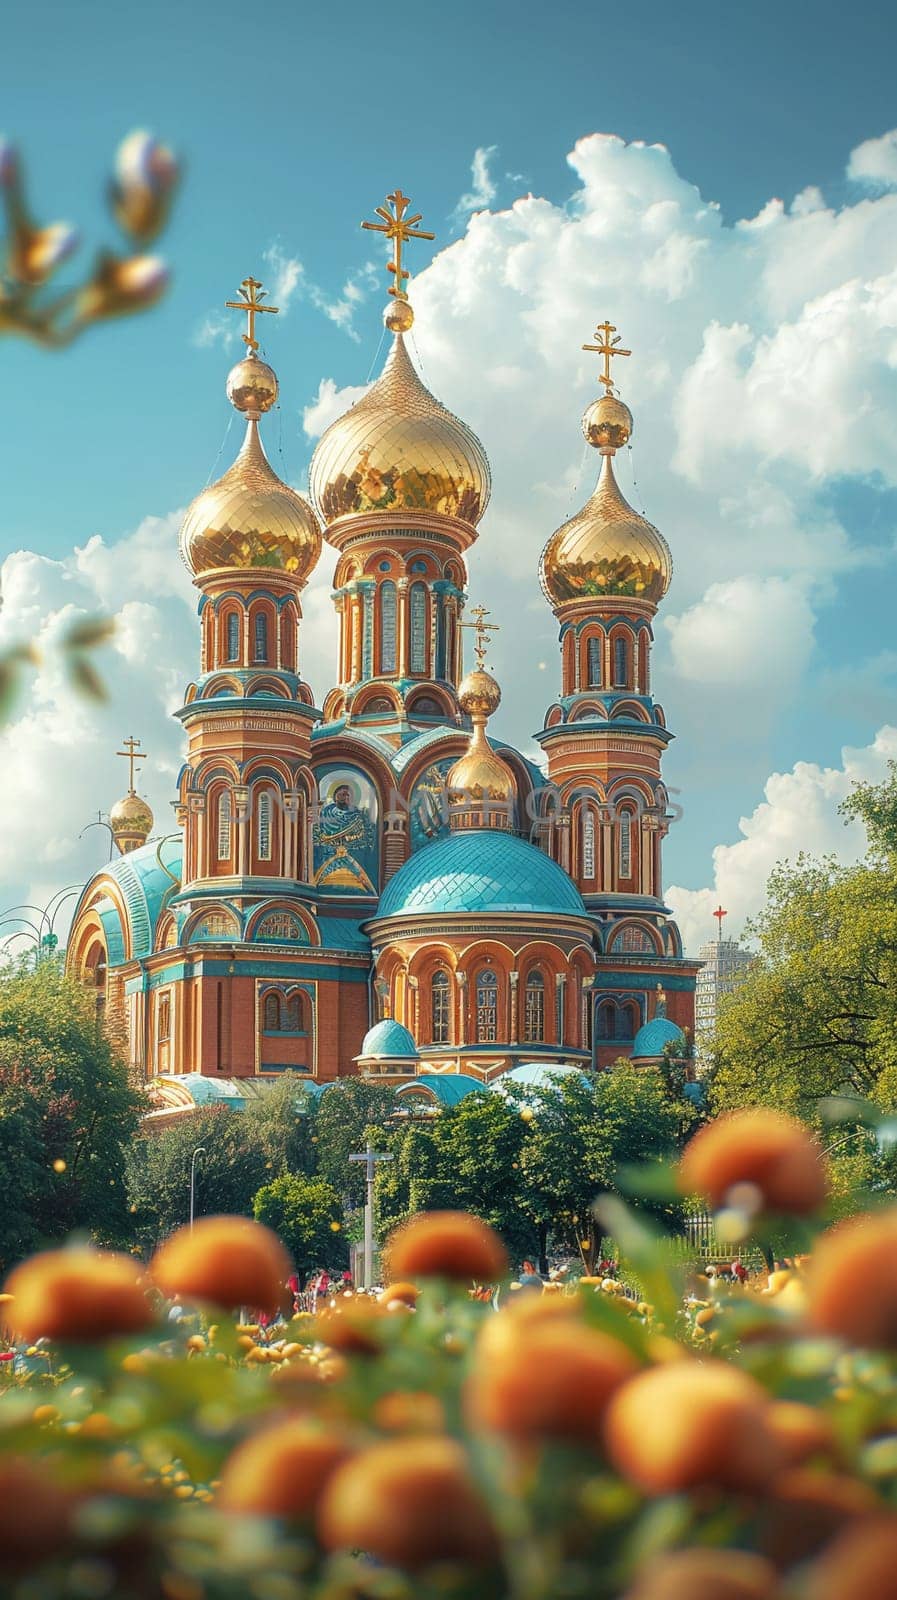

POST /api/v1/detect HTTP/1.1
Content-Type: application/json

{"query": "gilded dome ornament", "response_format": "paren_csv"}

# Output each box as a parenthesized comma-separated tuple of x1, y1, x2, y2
(179, 276, 322, 581)
(540, 321, 671, 610)
(447, 606, 514, 829)
(308, 189, 490, 531)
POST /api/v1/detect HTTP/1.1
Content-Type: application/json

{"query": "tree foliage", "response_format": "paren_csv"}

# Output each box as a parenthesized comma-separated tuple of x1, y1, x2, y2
(253, 1174, 347, 1281)
(310, 1079, 399, 1206)
(0, 957, 144, 1268)
(712, 767, 897, 1117)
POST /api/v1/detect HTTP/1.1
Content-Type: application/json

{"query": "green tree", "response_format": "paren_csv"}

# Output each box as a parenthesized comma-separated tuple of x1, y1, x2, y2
(243, 1073, 315, 1178)
(311, 1080, 399, 1206)
(518, 1065, 682, 1271)
(0, 957, 144, 1268)
(712, 853, 897, 1115)
(124, 1107, 268, 1248)
(253, 1174, 347, 1282)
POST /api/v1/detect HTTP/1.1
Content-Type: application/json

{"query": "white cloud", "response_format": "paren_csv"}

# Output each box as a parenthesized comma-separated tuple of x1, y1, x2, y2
(262, 242, 305, 311)
(665, 576, 815, 690)
(455, 145, 498, 215)
(7, 127, 897, 955)
(847, 129, 897, 188)
(666, 726, 897, 954)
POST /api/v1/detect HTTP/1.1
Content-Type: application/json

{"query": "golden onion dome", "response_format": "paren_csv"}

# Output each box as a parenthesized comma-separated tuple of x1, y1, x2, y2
(110, 791, 154, 854)
(447, 666, 514, 828)
(540, 452, 672, 609)
(180, 419, 322, 581)
(308, 331, 491, 529)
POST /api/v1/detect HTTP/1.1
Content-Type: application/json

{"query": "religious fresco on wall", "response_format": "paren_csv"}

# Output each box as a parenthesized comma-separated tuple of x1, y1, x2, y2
(409, 757, 454, 850)
(312, 767, 379, 894)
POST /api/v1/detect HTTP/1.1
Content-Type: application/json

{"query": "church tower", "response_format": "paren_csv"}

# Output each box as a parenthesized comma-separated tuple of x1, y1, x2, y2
(175, 277, 322, 907)
(537, 323, 695, 1052)
(309, 191, 490, 739)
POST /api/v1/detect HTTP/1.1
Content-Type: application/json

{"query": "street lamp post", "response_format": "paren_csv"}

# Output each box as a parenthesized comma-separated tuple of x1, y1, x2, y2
(348, 1141, 393, 1289)
(189, 1146, 206, 1229)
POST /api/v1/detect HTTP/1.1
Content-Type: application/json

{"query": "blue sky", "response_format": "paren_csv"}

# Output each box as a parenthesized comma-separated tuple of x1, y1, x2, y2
(1, 0, 896, 951)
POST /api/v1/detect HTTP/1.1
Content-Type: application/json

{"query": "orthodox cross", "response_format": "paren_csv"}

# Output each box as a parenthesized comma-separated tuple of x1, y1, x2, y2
(117, 735, 147, 794)
(349, 1141, 394, 1290)
(583, 319, 631, 392)
(713, 904, 727, 941)
(362, 189, 435, 300)
(462, 603, 499, 669)
(225, 276, 279, 353)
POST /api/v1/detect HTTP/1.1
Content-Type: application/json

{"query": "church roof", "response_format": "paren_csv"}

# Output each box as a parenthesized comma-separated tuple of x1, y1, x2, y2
(632, 1015, 686, 1059)
(396, 1074, 485, 1106)
(374, 829, 588, 920)
(357, 1018, 419, 1060)
(499, 1061, 586, 1091)
(85, 838, 183, 961)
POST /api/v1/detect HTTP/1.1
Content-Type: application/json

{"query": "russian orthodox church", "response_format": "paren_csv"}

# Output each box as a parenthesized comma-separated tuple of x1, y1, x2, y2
(66, 191, 699, 1115)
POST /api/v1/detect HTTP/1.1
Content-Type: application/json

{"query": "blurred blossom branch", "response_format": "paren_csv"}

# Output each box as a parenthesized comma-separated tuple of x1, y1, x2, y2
(0, 130, 179, 347)
(0, 615, 116, 721)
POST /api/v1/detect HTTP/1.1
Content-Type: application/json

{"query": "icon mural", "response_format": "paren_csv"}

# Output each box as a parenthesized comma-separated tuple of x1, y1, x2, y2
(409, 757, 455, 850)
(312, 768, 379, 894)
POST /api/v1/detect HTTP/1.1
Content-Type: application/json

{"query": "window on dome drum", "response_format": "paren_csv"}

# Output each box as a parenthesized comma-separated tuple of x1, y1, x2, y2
(253, 612, 269, 664)
(619, 812, 632, 879)
(476, 968, 498, 1043)
(216, 791, 232, 861)
(364, 696, 393, 716)
(225, 612, 240, 663)
(379, 581, 397, 675)
(410, 583, 427, 674)
(257, 792, 272, 861)
(409, 695, 442, 718)
(582, 810, 596, 879)
(281, 611, 294, 672)
(524, 970, 545, 1044)
(431, 970, 450, 1044)
(613, 636, 628, 687)
(615, 925, 653, 954)
(587, 635, 602, 687)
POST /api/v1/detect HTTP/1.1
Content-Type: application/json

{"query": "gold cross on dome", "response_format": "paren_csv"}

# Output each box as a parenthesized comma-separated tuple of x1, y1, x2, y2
(117, 735, 147, 794)
(361, 189, 435, 300)
(583, 320, 631, 391)
(461, 603, 499, 669)
(225, 277, 279, 353)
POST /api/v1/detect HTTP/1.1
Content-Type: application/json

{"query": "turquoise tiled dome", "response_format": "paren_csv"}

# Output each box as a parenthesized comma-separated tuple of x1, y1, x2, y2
(358, 1018, 419, 1060)
(632, 1016, 685, 1059)
(376, 830, 587, 919)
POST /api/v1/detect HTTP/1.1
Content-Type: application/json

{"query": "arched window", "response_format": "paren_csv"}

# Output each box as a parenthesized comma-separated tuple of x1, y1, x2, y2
(476, 968, 498, 1043)
(582, 809, 596, 880)
(225, 612, 240, 663)
(253, 612, 269, 664)
(263, 992, 280, 1031)
(281, 609, 295, 672)
(619, 811, 632, 879)
(257, 792, 272, 862)
(524, 970, 545, 1044)
(283, 993, 302, 1032)
(431, 970, 450, 1044)
(618, 1002, 637, 1039)
(587, 635, 602, 687)
(379, 581, 397, 675)
(613, 635, 628, 687)
(597, 1001, 617, 1039)
(410, 583, 427, 674)
(216, 790, 232, 861)
(408, 695, 442, 719)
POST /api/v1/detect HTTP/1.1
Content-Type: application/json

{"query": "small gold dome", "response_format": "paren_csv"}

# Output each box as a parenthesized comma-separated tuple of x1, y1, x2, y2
(110, 791, 154, 854)
(180, 420, 322, 580)
(384, 296, 414, 333)
(540, 454, 672, 609)
(458, 666, 501, 718)
(582, 393, 633, 452)
(226, 353, 278, 416)
(309, 332, 490, 528)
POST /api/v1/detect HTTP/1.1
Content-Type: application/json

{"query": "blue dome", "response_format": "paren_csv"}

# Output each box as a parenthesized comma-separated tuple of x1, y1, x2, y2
(358, 1018, 419, 1060)
(632, 1016, 686, 1059)
(396, 1073, 485, 1106)
(500, 1062, 585, 1092)
(376, 830, 587, 919)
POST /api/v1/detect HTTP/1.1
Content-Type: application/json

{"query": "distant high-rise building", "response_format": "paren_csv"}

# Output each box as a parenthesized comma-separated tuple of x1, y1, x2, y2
(695, 938, 751, 1059)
